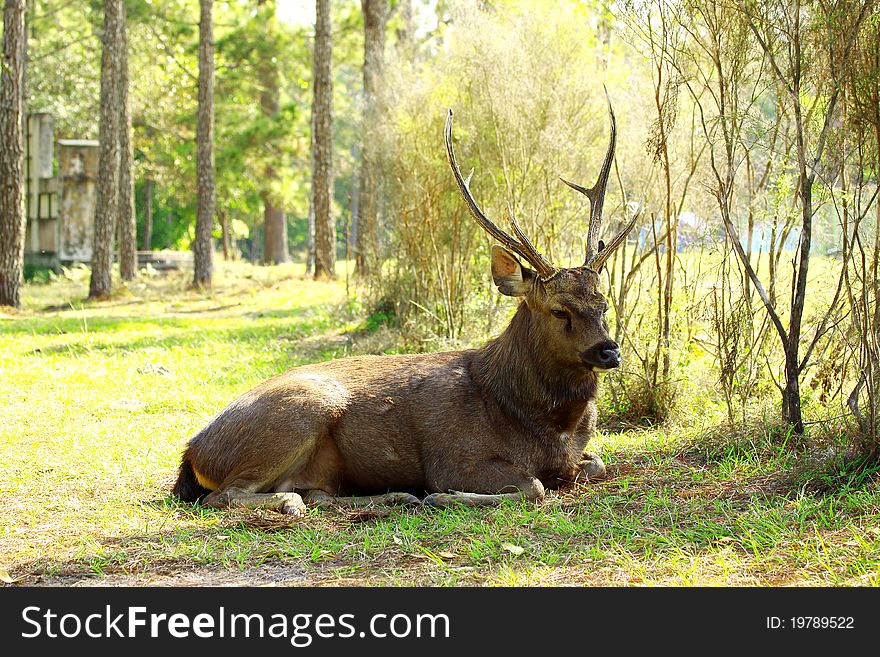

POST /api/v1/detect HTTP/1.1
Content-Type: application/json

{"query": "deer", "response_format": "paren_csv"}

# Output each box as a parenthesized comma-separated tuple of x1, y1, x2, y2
(172, 102, 638, 515)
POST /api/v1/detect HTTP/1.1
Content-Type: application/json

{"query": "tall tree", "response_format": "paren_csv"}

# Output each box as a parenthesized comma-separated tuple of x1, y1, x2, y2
(735, 0, 871, 433)
(89, 0, 124, 300)
(117, 2, 136, 281)
(844, 0, 880, 452)
(0, 0, 26, 308)
(305, 192, 315, 274)
(193, 0, 215, 288)
(259, 0, 289, 265)
(305, 105, 316, 275)
(141, 179, 154, 250)
(355, 0, 388, 276)
(312, 0, 334, 278)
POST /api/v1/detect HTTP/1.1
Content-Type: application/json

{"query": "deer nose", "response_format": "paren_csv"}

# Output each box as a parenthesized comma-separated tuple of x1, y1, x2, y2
(582, 340, 620, 370)
(598, 344, 621, 368)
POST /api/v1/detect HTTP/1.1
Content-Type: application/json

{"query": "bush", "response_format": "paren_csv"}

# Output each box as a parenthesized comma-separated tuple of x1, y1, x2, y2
(23, 263, 57, 285)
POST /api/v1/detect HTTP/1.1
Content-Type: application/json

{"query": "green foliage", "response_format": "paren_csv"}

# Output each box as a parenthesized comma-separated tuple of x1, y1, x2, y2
(22, 264, 57, 284)
(358, 297, 396, 333)
(371, 0, 638, 340)
(26, 0, 102, 138)
(134, 179, 192, 249)
(25, 0, 365, 255)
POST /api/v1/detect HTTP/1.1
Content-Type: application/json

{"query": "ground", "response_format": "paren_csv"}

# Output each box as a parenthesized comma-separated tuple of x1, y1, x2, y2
(1, 261, 878, 587)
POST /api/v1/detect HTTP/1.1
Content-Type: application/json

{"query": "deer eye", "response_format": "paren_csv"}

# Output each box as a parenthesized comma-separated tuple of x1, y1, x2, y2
(550, 309, 569, 320)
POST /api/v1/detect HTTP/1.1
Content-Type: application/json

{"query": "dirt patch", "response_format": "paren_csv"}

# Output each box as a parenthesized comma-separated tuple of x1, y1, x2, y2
(20, 561, 311, 588)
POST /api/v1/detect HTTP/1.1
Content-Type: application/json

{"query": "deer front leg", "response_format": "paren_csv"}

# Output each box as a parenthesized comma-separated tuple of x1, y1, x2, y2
(302, 489, 421, 508)
(422, 463, 545, 508)
(422, 489, 542, 507)
(203, 487, 308, 516)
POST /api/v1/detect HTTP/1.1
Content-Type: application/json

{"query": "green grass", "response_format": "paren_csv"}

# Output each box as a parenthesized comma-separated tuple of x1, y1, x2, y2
(1, 260, 878, 586)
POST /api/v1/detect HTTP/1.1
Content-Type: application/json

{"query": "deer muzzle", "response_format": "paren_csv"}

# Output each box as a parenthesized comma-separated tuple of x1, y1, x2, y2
(581, 340, 621, 371)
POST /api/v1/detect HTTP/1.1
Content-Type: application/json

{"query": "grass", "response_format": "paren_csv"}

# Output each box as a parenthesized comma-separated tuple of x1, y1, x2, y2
(1, 260, 878, 587)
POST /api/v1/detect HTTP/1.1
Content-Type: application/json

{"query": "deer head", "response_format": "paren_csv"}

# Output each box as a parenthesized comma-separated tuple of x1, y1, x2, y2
(445, 99, 638, 372)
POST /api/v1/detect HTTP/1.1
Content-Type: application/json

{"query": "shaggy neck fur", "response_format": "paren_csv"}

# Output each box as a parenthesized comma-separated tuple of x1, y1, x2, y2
(474, 302, 598, 437)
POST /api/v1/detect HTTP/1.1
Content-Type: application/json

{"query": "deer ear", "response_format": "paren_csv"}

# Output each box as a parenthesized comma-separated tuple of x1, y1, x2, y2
(491, 245, 534, 297)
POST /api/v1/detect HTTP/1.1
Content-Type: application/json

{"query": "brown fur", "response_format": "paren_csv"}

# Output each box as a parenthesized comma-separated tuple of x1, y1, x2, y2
(172, 255, 620, 511)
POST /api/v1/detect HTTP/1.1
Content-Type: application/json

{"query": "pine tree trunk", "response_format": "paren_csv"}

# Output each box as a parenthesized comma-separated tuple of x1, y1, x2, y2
(193, 0, 215, 288)
(259, 0, 289, 265)
(305, 109, 316, 275)
(312, 0, 334, 279)
(355, 0, 387, 276)
(0, 0, 26, 308)
(306, 193, 315, 274)
(142, 179, 153, 250)
(117, 4, 137, 281)
(219, 208, 230, 260)
(262, 199, 288, 264)
(349, 142, 360, 257)
(20, 1, 26, 165)
(89, 0, 123, 300)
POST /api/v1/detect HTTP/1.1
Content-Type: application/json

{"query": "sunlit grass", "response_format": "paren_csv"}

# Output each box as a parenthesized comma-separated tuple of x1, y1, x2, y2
(1, 259, 878, 586)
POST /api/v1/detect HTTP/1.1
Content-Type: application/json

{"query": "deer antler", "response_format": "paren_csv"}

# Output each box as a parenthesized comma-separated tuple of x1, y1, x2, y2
(561, 88, 635, 271)
(445, 109, 557, 280)
(593, 206, 641, 272)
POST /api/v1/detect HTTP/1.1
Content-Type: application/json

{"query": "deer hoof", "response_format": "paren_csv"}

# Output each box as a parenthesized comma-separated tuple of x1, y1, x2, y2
(388, 493, 421, 506)
(422, 492, 452, 507)
(580, 454, 607, 481)
(279, 494, 307, 517)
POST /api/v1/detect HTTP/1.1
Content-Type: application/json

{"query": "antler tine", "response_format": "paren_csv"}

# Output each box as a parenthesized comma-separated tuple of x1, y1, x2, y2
(505, 202, 556, 277)
(592, 206, 641, 272)
(560, 88, 617, 269)
(445, 109, 556, 279)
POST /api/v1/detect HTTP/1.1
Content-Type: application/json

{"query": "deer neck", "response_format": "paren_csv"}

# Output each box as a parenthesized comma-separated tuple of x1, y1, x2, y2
(474, 303, 598, 434)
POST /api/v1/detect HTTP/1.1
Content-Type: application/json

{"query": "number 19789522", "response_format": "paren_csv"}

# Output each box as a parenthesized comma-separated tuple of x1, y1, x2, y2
(767, 616, 854, 629)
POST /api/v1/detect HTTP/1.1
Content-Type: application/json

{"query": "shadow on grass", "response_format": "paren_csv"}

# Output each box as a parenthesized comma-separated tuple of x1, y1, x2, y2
(4, 457, 802, 588)
(7, 499, 411, 587)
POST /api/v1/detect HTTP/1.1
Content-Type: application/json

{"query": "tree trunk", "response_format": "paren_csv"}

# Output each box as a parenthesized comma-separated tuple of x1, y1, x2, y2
(262, 201, 288, 264)
(0, 0, 26, 308)
(349, 142, 360, 259)
(142, 179, 153, 250)
(219, 208, 231, 260)
(784, 90, 811, 436)
(20, 0, 26, 167)
(305, 193, 315, 274)
(193, 0, 215, 288)
(117, 4, 137, 281)
(312, 0, 334, 279)
(259, 0, 289, 265)
(355, 0, 387, 276)
(782, 349, 804, 434)
(305, 109, 316, 275)
(89, 0, 123, 300)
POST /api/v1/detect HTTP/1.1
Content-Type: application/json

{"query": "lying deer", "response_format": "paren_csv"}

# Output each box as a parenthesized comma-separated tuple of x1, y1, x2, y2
(172, 103, 637, 514)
